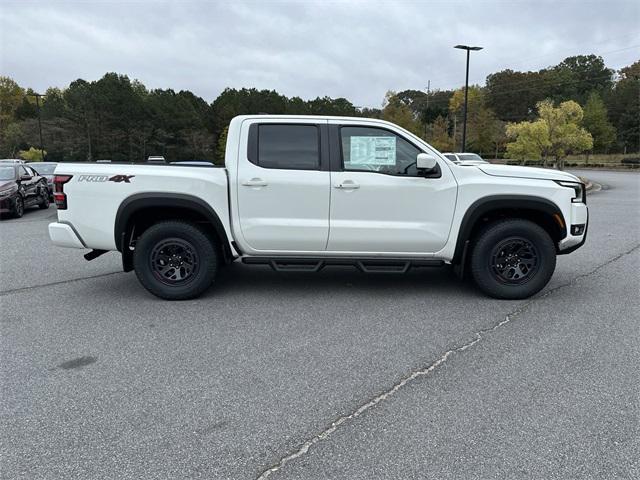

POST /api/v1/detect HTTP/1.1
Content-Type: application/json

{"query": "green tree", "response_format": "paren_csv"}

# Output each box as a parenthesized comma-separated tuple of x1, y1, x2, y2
(2, 122, 25, 156)
(582, 91, 616, 153)
(395, 89, 452, 125)
(548, 55, 614, 104)
(64, 79, 96, 161)
(381, 91, 421, 136)
(606, 61, 640, 152)
(215, 125, 228, 165)
(486, 69, 544, 121)
(0, 76, 24, 132)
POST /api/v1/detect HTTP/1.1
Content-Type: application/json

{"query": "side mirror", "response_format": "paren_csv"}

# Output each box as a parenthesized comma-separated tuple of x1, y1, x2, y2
(416, 153, 437, 171)
(20, 174, 32, 181)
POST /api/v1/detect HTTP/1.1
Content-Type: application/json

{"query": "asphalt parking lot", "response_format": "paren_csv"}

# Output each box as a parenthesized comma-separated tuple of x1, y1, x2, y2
(1, 169, 638, 479)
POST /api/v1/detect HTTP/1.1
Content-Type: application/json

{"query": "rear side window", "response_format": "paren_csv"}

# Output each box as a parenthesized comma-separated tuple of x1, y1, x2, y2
(256, 124, 319, 170)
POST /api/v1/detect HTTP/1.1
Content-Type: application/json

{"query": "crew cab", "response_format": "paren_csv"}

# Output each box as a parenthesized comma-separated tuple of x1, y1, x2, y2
(48, 115, 588, 300)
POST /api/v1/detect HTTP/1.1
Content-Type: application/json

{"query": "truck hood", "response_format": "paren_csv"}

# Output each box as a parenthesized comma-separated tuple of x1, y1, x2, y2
(477, 164, 580, 182)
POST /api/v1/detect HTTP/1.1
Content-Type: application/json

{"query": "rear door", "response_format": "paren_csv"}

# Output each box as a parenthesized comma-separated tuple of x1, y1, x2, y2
(235, 120, 331, 252)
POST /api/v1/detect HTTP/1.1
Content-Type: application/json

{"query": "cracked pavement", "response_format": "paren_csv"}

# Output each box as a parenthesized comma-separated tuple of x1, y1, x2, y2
(1, 170, 638, 479)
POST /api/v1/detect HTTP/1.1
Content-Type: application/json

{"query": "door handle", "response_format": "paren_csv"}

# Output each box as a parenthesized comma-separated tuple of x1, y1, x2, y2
(242, 178, 268, 187)
(334, 180, 360, 189)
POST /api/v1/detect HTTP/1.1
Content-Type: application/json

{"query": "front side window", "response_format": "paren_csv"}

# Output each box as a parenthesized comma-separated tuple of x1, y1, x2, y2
(340, 126, 421, 176)
(257, 124, 319, 170)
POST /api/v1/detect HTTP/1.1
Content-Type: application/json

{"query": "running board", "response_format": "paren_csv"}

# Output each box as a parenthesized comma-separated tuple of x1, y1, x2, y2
(241, 257, 444, 274)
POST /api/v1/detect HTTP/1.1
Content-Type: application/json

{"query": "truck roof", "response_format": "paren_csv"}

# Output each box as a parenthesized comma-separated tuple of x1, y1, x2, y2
(231, 114, 394, 124)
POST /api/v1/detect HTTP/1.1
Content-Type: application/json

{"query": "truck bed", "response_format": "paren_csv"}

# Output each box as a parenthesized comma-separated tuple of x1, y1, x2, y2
(54, 162, 231, 251)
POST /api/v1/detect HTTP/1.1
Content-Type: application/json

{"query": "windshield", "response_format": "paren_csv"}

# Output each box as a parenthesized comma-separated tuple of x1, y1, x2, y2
(0, 166, 16, 180)
(30, 163, 56, 174)
(458, 154, 484, 162)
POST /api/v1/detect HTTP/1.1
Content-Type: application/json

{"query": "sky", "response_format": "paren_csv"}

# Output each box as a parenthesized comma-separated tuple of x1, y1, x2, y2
(1, 0, 639, 108)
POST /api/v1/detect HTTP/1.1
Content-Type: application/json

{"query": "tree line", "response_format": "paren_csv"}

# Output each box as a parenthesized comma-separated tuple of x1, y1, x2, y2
(0, 54, 637, 165)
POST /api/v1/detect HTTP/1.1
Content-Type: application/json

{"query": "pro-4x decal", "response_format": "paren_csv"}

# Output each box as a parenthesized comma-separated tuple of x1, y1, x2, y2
(109, 175, 135, 183)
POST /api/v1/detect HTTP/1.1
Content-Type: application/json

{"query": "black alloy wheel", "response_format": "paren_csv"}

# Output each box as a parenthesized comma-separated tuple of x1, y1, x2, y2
(470, 219, 556, 299)
(150, 238, 200, 285)
(489, 237, 539, 284)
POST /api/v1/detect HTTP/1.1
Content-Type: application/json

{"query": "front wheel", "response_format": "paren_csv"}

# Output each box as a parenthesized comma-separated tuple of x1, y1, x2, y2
(470, 219, 556, 299)
(133, 221, 218, 300)
(13, 196, 24, 218)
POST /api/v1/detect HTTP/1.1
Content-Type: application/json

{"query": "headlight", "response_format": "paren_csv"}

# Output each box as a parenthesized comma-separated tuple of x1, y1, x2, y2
(555, 181, 586, 204)
(0, 185, 18, 197)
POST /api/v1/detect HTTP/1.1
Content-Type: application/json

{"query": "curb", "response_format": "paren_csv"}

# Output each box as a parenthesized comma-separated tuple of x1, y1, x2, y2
(578, 176, 594, 191)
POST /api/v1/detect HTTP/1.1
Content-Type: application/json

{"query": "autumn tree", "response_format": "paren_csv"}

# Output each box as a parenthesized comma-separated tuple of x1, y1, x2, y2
(506, 100, 593, 169)
(18, 147, 46, 161)
(427, 115, 453, 152)
(506, 121, 550, 163)
(449, 86, 500, 154)
(381, 91, 422, 136)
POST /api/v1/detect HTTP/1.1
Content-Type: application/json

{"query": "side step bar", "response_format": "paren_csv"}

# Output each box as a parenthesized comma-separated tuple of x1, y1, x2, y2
(241, 257, 444, 274)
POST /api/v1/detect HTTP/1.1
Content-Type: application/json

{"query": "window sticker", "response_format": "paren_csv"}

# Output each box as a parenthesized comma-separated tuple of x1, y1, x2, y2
(349, 136, 396, 166)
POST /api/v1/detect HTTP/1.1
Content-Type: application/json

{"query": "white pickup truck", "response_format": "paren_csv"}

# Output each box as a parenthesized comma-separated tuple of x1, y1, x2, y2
(48, 115, 588, 300)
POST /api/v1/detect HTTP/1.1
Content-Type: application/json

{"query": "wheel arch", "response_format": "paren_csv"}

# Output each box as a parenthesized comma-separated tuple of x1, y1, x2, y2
(452, 195, 566, 265)
(115, 192, 233, 271)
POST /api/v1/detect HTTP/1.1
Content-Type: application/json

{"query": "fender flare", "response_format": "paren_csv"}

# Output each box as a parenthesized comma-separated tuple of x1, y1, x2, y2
(114, 192, 232, 261)
(452, 195, 566, 263)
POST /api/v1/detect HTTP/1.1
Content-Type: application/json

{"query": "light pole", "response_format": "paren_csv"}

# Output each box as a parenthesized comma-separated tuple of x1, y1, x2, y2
(454, 45, 483, 152)
(30, 93, 46, 160)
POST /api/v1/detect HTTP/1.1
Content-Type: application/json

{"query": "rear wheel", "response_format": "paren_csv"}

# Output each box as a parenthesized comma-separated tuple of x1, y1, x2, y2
(38, 186, 50, 209)
(470, 219, 556, 299)
(133, 221, 218, 300)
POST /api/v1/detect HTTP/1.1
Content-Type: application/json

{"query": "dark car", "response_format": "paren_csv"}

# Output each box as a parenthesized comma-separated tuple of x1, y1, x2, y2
(28, 162, 57, 200)
(0, 164, 50, 218)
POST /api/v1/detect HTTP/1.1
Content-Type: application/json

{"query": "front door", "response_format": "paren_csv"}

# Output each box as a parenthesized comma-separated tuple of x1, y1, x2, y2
(18, 165, 38, 205)
(236, 121, 331, 253)
(327, 123, 457, 254)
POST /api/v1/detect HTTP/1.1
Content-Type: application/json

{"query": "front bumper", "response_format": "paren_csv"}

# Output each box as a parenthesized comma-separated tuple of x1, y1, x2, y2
(558, 203, 588, 254)
(49, 222, 85, 248)
(0, 194, 18, 214)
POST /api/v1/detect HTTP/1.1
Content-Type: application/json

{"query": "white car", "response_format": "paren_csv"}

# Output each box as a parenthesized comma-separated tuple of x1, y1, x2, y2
(442, 152, 489, 165)
(48, 115, 588, 300)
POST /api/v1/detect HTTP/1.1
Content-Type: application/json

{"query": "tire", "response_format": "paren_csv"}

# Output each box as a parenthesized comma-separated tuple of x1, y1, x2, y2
(13, 196, 24, 218)
(38, 186, 50, 209)
(133, 221, 218, 300)
(470, 219, 556, 299)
